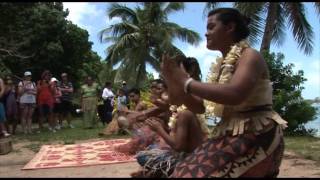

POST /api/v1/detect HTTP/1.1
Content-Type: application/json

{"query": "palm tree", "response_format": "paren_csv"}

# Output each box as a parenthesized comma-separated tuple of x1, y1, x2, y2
(100, 2, 201, 87)
(204, 2, 320, 55)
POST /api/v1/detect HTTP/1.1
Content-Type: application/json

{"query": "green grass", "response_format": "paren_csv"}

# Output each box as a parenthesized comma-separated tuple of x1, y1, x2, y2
(23, 143, 42, 152)
(12, 118, 129, 144)
(285, 136, 320, 163)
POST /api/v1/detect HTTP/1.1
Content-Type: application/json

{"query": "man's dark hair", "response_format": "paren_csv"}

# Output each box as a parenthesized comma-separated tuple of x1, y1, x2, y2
(129, 88, 140, 96)
(208, 8, 250, 42)
(105, 81, 112, 87)
(154, 79, 167, 89)
(118, 88, 125, 94)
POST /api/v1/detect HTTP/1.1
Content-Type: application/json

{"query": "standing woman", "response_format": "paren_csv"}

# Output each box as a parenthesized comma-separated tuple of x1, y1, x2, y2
(4, 76, 18, 135)
(0, 77, 10, 137)
(162, 8, 287, 178)
(80, 76, 100, 129)
(18, 71, 37, 134)
(37, 70, 55, 132)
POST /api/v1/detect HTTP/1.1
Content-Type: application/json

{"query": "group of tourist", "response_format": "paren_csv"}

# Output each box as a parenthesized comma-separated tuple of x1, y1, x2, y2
(0, 70, 74, 135)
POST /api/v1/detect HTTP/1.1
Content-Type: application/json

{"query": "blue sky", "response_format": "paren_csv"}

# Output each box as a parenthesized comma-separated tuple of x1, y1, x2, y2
(63, 2, 320, 100)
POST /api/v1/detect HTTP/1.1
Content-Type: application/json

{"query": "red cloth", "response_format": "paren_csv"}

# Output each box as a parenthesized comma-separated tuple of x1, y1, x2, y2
(37, 81, 54, 108)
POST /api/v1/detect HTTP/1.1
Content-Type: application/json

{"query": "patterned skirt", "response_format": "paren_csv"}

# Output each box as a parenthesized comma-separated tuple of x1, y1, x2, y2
(136, 148, 187, 178)
(170, 125, 284, 178)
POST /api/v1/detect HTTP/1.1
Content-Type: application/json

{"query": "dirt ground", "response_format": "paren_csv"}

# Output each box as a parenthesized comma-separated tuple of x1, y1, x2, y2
(1, 139, 320, 178)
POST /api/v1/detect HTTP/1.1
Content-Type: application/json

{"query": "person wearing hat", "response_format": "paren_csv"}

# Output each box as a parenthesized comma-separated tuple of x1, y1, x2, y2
(121, 81, 130, 109)
(50, 77, 62, 131)
(58, 72, 74, 129)
(37, 70, 55, 132)
(18, 71, 37, 134)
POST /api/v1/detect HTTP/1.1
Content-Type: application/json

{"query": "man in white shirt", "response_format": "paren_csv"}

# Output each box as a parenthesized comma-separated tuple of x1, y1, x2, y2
(101, 81, 114, 125)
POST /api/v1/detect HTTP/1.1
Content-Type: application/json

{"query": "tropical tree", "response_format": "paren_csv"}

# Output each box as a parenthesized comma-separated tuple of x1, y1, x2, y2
(204, 2, 320, 55)
(100, 2, 201, 88)
(0, 2, 99, 89)
(263, 51, 318, 135)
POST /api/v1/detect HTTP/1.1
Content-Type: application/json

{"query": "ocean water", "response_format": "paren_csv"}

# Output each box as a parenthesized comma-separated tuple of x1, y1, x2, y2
(305, 104, 320, 137)
(206, 104, 320, 137)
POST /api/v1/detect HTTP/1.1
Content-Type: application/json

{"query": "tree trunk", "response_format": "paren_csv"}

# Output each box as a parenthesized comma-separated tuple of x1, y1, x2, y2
(260, 3, 279, 53)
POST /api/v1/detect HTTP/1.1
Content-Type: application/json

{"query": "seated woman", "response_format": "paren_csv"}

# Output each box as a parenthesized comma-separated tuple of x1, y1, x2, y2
(162, 8, 287, 178)
(131, 57, 210, 178)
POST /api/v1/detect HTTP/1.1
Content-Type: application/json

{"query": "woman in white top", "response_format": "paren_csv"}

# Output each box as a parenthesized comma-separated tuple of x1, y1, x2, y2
(18, 71, 37, 134)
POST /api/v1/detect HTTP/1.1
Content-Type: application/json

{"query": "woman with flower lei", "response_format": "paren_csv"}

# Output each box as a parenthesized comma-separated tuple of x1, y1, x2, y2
(161, 8, 287, 178)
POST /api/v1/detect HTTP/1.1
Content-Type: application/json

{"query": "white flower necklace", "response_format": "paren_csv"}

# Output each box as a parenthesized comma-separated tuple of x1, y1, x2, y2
(205, 40, 250, 118)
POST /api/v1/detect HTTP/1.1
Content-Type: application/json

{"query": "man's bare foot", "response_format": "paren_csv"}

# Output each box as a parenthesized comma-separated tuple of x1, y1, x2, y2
(130, 170, 144, 177)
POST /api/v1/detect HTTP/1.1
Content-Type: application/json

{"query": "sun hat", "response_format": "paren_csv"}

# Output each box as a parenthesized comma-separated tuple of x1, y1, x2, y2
(50, 77, 58, 82)
(24, 71, 32, 76)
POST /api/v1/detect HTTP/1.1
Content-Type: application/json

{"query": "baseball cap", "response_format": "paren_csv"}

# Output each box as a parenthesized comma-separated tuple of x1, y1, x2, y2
(24, 71, 32, 76)
(122, 81, 126, 84)
(50, 77, 58, 82)
(61, 73, 68, 77)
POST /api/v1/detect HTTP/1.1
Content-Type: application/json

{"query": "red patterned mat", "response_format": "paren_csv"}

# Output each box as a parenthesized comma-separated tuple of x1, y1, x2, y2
(22, 139, 135, 170)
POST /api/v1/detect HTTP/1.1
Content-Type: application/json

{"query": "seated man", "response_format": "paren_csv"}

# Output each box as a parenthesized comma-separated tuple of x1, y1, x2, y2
(131, 57, 209, 178)
(99, 87, 148, 136)
(115, 84, 171, 155)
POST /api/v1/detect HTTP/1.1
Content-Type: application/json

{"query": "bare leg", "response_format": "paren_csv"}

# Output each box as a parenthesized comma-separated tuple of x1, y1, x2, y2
(48, 110, 56, 131)
(21, 107, 28, 134)
(27, 107, 35, 133)
(0, 123, 10, 137)
(38, 106, 43, 129)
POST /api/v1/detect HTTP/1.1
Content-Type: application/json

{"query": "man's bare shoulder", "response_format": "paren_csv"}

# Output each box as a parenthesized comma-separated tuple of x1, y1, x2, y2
(176, 110, 194, 125)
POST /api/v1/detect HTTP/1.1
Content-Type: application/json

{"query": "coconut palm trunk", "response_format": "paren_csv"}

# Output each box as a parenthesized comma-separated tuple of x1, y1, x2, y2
(260, 3, 279, 53)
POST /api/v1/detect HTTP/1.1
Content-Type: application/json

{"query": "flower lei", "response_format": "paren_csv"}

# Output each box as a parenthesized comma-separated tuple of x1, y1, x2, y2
(205, 40, 250, 118)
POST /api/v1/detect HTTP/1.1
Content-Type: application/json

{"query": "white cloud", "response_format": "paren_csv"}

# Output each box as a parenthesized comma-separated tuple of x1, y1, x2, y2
(63, 3, 121, 30)
(63, 3, 95, 26)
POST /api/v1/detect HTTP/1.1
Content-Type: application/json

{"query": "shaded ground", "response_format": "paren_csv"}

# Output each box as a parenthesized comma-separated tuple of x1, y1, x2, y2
(1, 139, 320, 178)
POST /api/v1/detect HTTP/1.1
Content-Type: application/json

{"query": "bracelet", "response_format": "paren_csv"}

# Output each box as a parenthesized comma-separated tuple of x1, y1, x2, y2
(183, 78, 194, 94)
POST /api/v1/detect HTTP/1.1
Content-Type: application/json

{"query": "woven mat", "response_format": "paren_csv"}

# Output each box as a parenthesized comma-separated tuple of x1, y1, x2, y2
(22, 139, 135, 170)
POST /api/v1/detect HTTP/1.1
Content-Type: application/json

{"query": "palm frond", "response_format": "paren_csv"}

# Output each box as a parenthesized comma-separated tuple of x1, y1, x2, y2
(164, 22, 201, 46)
(234, 2, 265, 46)
(107, 3, 138, 23)
(163, 2, 185, 15)
(314, 2, 320, 18)
(271, 3, 286, 47)
(145, 54, 160, 72)
(100, 22, 139, 41)
(203, 2, 220, 19)
(284, 2, 314, 55)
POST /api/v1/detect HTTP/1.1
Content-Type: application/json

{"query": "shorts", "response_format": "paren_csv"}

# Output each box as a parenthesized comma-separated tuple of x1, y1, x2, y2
(53, 103, 63, 114)
(39, 104, 53, 116)
(60, 100, 73, 116)
(0, 103, 6, 122)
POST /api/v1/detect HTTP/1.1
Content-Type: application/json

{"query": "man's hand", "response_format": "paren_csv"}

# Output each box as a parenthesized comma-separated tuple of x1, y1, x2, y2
(145, 118, 163, 132)
(153, 98, 170, 110)
(126, 111, 144, 124)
